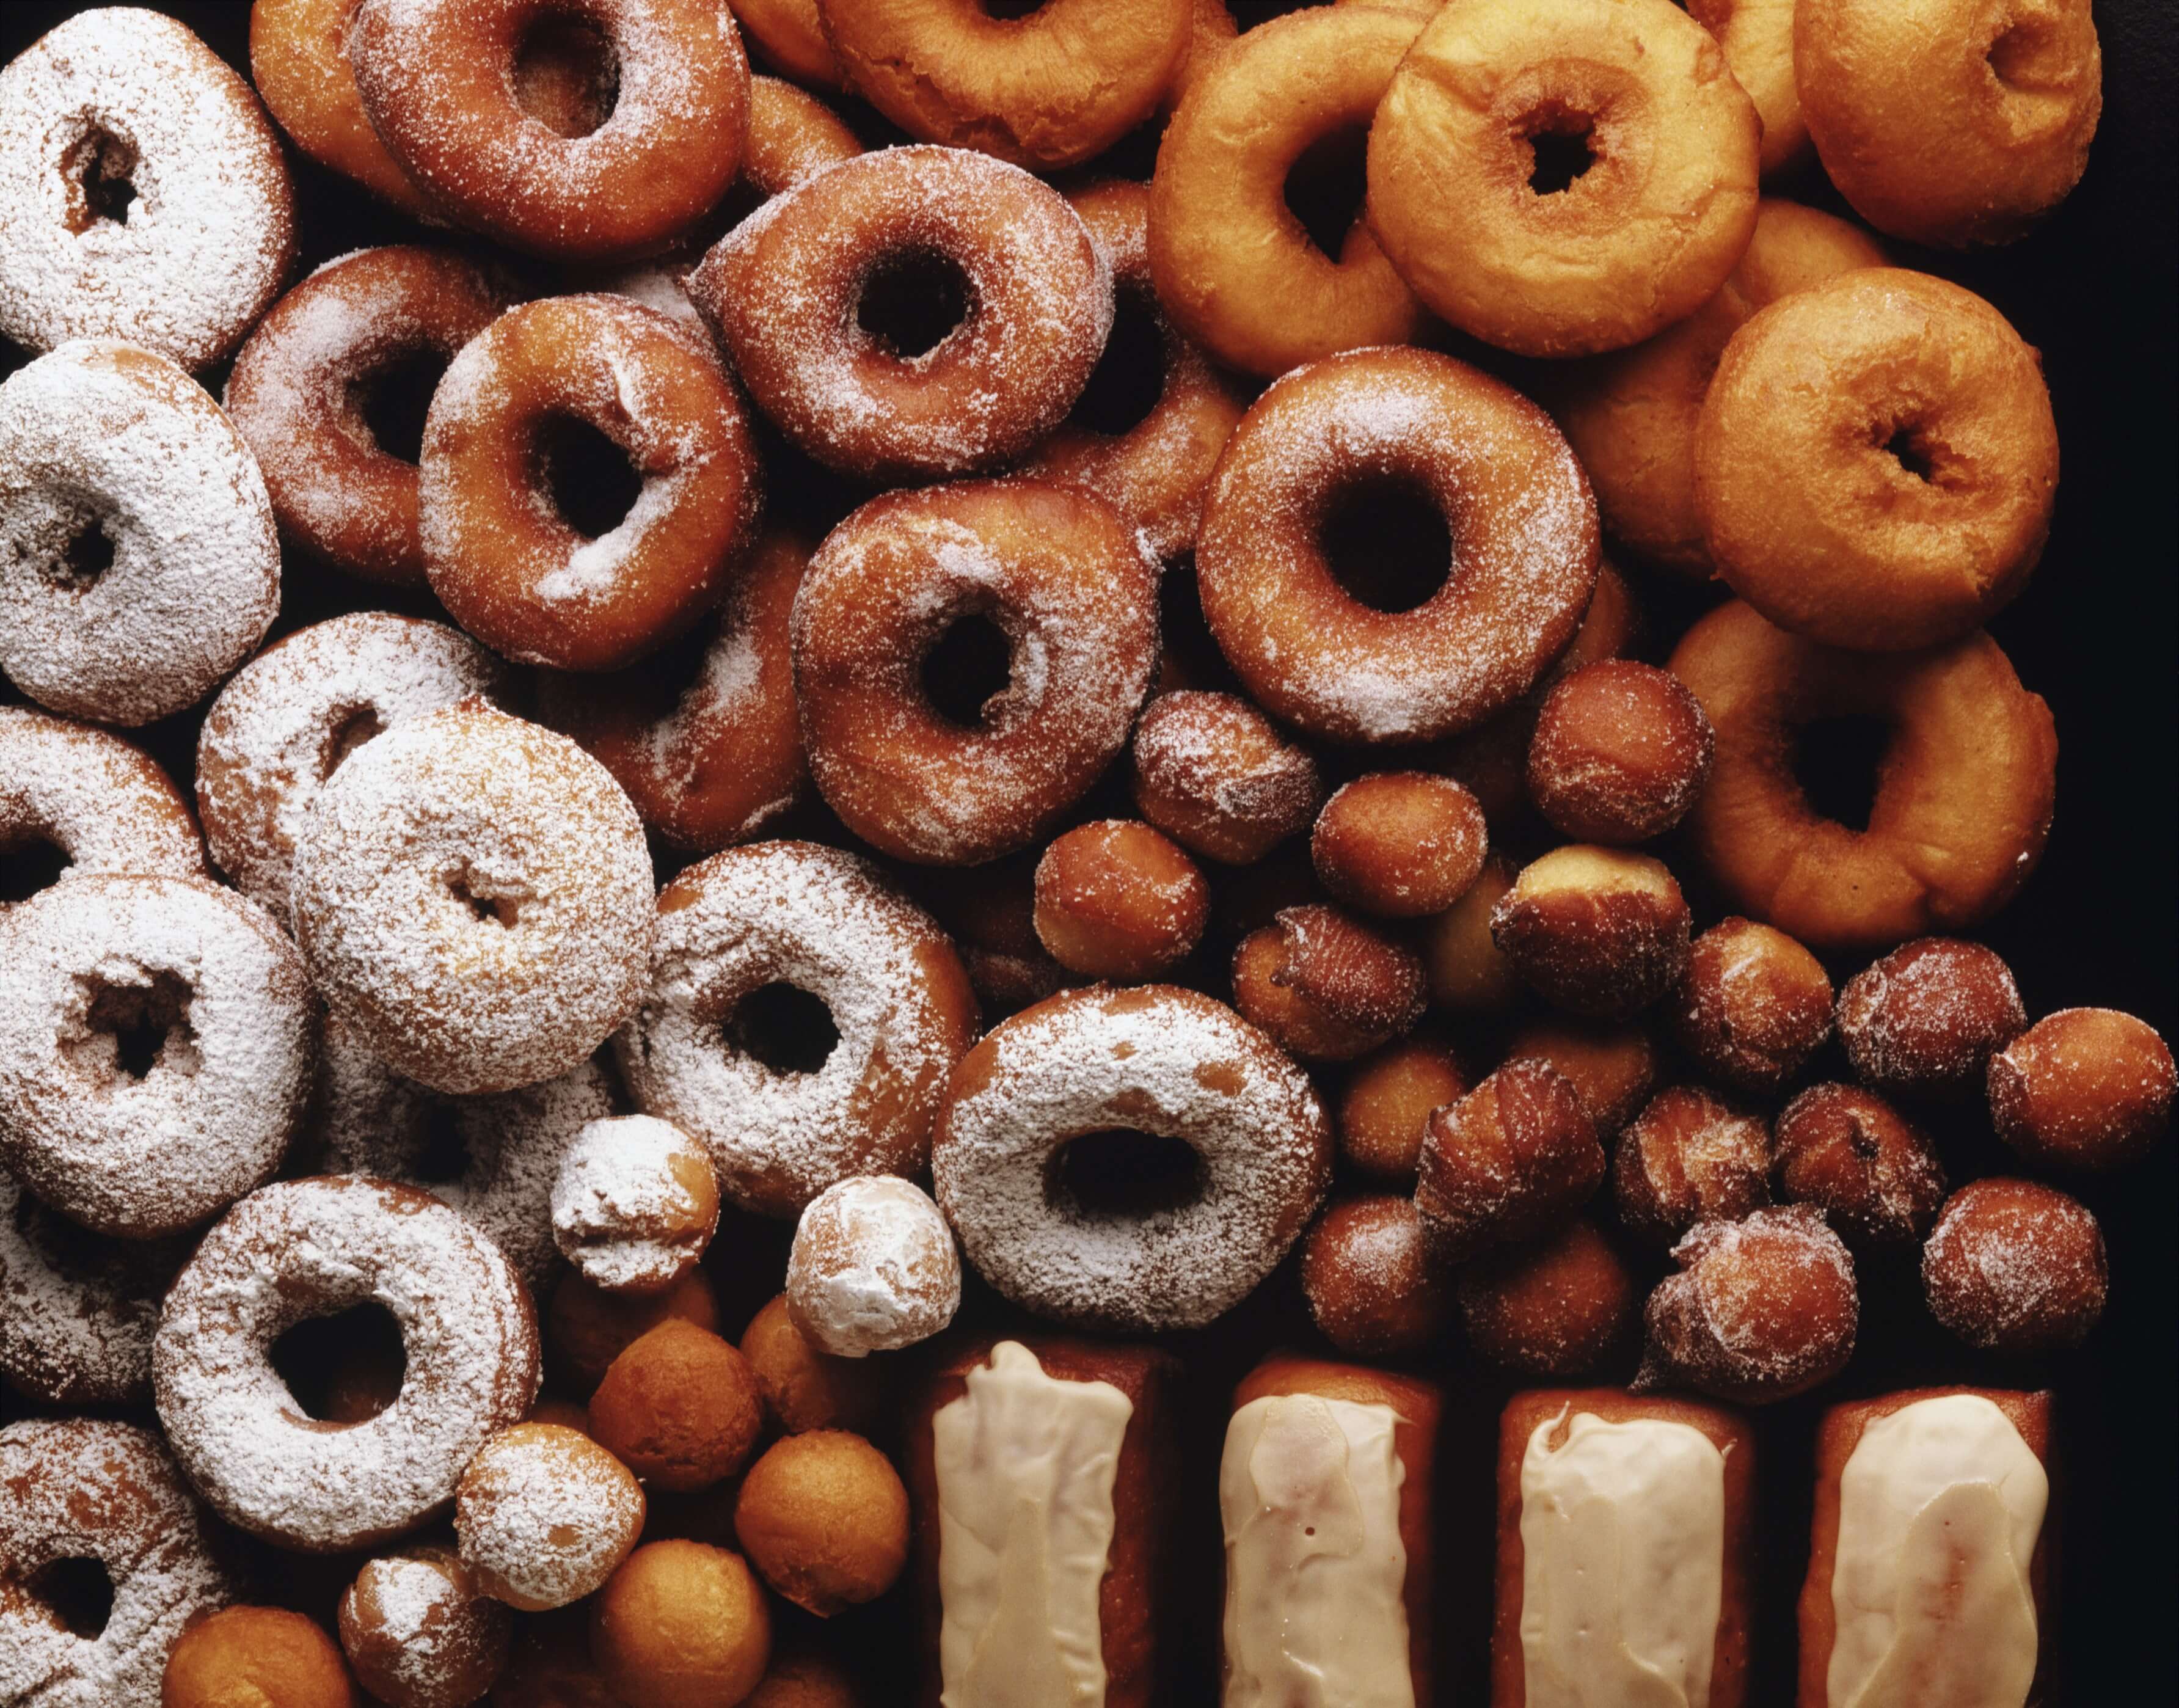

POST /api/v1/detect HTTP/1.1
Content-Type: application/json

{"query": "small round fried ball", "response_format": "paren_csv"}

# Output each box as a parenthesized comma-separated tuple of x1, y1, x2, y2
(1613, 1087, 1772, 1247)
(1922, 1178, 2108, 1354)
(337, 1547, 510, 1708)
(747, 1655, 862, 1707)
(1415, 1059, 1604, 1257)
(1672, 916, 1834, 1095)
(1458, 1217, 1640, 1375)
(550, 1267, 722, 1394)
(1527, 661, 1715, 843)
(1299, 1195, 1454, 1357)
(1310, 772, 1488, 918)
(786, 1177, 962, 1358)
(1491, 846, 1693, 1020)
(1337, 1036, 1472, 1182)
(164, 1605, 357, 1708)
(740, 1293, 886, 1435)
(1131, 688, 1322, 864)
(487, 1605, 612, 1708)
(1032, 819, 1210, 979)
(1231, 904, 1427, 1061)
(1420, 854, 1522, 1013)
(1639, 1205, 1858, 1404)
(588, 1319, 764, 1492)
(552, 1114, 721, 1296)
(732, 1431, 910, 1616)
(1502, 1019, 1660, 1133)
(591, 1541, 771, 1708)
(1772, 1082, 1946, 1248)
(1988, 1007, 2176, 1173)
(456, 1424, 645, 1611)
(1837, 938, 2026, 1101)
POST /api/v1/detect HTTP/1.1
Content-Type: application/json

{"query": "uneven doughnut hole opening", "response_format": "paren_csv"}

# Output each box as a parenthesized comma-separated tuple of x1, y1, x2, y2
(269, 1301, 409, 1425)
(1792, 714, 1892, 833)
(538, 412, 643, 539)
(1877, 421, 1946, 486)
(1987, 17, 2065, 89)
(1284, 125, 1370, 261)
(1520, 106, 1598, 197)
(0, 836, 71, 905)
(858, 248, 973, 361)
(409, 1100, 474, 1186)
(921, 610, 1015, 728)
(1068, 283, 1167, 437)
(980, 1, 1051, 19)
(1048, 1128, 1206, 1220)
(78, 971, 198, 1081)
(723, 981, 840, 1075)
(1318, 474, 1453, 613)
(513, 15, 622, 139)
(319, 704, 387, 781)
(447, 866, 525, 929)
(26, 1557, 114, 1640)
(45, 511, 115, 592)
(353, 348, 450, 466)
(60, 126, 138, 232)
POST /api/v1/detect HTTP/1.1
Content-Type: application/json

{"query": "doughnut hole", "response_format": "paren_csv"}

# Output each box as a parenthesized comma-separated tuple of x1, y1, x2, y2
(1990, 1008, 2177, 1173)
(1316, 472, 1453, 615)
(1047, 1127, 1208, 1221)
(1337, 1035, 1472, 1182)
(1612, 1087, 1772, 1248)
(59, 124, 139, 232)
(591, 1541, 772, 1708)
(0, 831, 73, 904)
(68, 967, 199, 1082)
(1311, 772, 1487, 917)
(1458, 1217, 1640, 1375)
(855, 246, 974, 363)
(549, 1268, 721, 1395)
(740, 1294, 885, 1436)
(1425, 709, 1533, 832)
(1230, 904, 1427, 1061)
(1032, 820, 1210, 980)
(1772, 1082, 1946, 1249)
(1501, 1018, 1659, 1134)
(551, 1114, 720, 1296)
(732, 1430, 910, 1616)
(586, 1319, 763, 1492)
(1527, 661, 1715, 844)
(1131, 690, 1323, 864)
(785, 1177, 960, 1359)
(1836, 937, 2026, 1101)
(338, 1547, 511, 1708)
(164, 1605, 357, 1708)
(1922, 1178, 2107, 1354)
(1299, 1195, 1454, 1357)
(1638, 1205, 1858, 1404)
(1491, 845, 1692, 1020)
(511, 15, 619, 139)
(746, 1654, 861, 1708)
(268, 1300, 407, 1425)
(456, 1423, 645, 1612)
(1672, 917, 1833, 1095)
(721, 979, 842, 1076)
(1414, 1059, 1604, 1258)
(1419, 854, 1521, 1013)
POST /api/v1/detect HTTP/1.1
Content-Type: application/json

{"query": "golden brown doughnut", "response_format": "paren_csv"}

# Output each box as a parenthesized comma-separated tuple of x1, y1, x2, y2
(1990, 1007, 2176, 1174)
(1299, 1194, 1454, 1358)
(1231, 903, 1428, 1062)
(1527, 661, 1715, 845)
(250, 0, 434, 213)
(1459, 1218, 1640, 1376)
(735, 0, 840, 87)
(1689, 0, 1808, 176)
(1639, 1205, 1858, 1404)
(1837, 936, 2026, 1101)
(586, 1319, 764, 1492)
(1491, 845, 1693, 1021)
(1130, 690, 1323, 866)
(1312, 772, 1488, 918)
(1772, 1082, 1946, 1249)
(1613, 1086, 1773, 1247)
(739, 1293, 885, 1436)
(163, 1605, 358, 1708)
(1922, 1177, 2106, 1353)
(1415, 1059, 1605, 1258)
(1032, 820, 1209, 982)
(1672, 916, 1834, 1095)
(1157, 0, 1236, 116)
(1502, 1018, 1660, 1135)
(1337, 1034, 1472, 1183)
(591, 1540, 772, 1708)
(732, 1429, 909, 1616)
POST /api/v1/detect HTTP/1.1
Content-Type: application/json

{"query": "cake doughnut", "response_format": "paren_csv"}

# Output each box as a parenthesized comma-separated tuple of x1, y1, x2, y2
(932, 985, 1332, 1331)
(1230, 904, 1428, 1063)
(1195, 346, 1599, 744)
(1772, 1082, 1946, 1249)
(1527, 662, 1715, 845)
(586, 1318, 764, 1492)
(0, 340, 280, 726)
(1312, 772, 1488, 918)
(786, 1175, 962, 1357)
(1299, 1194, 1454, 1358)
(1337, 1034, 1471, 1183)
(0, 9, 296, 368)
(154, 1176, 541, 1551)
(1690, 0, 1807, 177)
(790, 480, 1158, 864)
(733, 1429, 910, 1615)
(1147, 5, 1428, 377)
(456, 1423, 646, 1611)
(197, 613, 513, 925)
(616, 841, 977, 1217)
(251, 0, 435, 214)
(1922, 1177, 2107, 1354)
(1491, 845, 1693, 1021)
(420, 293, 764, 672)
(1796, 0, 2101, 246)
(0, 1418, 239, 1708)
(1672, 916, 1834, 1096)
(735, 0, 839, 87)
(1838, 936, 2026, 1103)
(592, 1540, 773, 1708)
(0, 874, 313, 1239)
(224, 246, 514, 585)
(1502, 1019, 1660, 1136)
(0, 706, 202, 907)
(338, 1546, 513, 1708)
(1159, 0, 1237, 116)
(291, 701, 654, 1097)
(1032, 820, 1209, 982)
(538, 527, 811, 852)
(351, 0, 751, 260)
(1459, 1217, 1641, 1376)
(1613, 1086, 1773, 1248)
(0, 1166, 183, 1404)
(1668, 600, 2057, 951)
(552, 1114, 721, 1295)
(1990, 1007, 2177, 1174)
(1415, 1059, 1605, 1259)
(1366, 0, 1761, 357)
(163, 1604, 360, 1708)
(1129, 690, 1323, 866)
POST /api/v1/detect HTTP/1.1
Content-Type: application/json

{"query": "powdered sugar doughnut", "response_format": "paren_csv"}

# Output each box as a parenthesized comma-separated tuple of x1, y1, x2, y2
(549, 1113, 720, 1294)
(0, 1418, 239, 1708)
(786, 1175, 961, 1357)
(155, 1176, 541, 1552)
(0, 9, 296, 368)
(0, 705, 202, 906)
(0, 340, 280, 726)
(0, 874, 313, 1239)
(291, 702, 654, 1097)
(0, 1166, 183, 1404)
(616, 840, 979, 1218)
(930, 984, 1333, 1332)
(457, 1423, 645, 1611)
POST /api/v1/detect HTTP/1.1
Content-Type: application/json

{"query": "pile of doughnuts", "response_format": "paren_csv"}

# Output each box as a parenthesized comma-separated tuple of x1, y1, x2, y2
(0, 1, 2160, 1705)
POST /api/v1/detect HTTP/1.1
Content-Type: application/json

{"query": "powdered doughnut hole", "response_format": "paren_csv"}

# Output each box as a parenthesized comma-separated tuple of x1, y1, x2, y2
(1640, 1203, 1858, 1404)
(1838, 937, 2026, 1102)
(1415, 1059, 1605, 1258)
(338, 1546, 511, 1708)
(1613, 1087, 1773, 1248)
(552, 1115, 720, 1296)
(1299, 1194, 1454, 1358)
(1671, 916, 1834, 1095)
(1527, 661, 1715, 844)
(0, 1167, 183, 1406)
(591, 1541, 772, 1708)
(1990, 1008, 2176, 1173)
(1458, 1216, 1641, 1376)
(1491, 845, 1693, 1020)
(1502, 1019, 1660, 1136)
(587, 1318, 763, 1492)
(1032, 820, 1209, 981)
(456, 1423, 645, 1611)
(549, 1268, 721, 1395)
(162, 1604, 358, 1708)
(740, 1293, 884, 1436)
(732, 1429, 910, 1616)
(1922, 1177, 2108, 1354)
(1312, 772, 1488, 918)
(786, 1177, 961, 1359)
(0, 705, 202, 907)
(1420, 854, 1523, 1013)
(1231, 903, 1428, 1062)
(1337, 1035, 1472, 1183)
(250, 0, 435, 214)
(1772, 1082, 1946, 1249)
(1130, 690, 1323, 866)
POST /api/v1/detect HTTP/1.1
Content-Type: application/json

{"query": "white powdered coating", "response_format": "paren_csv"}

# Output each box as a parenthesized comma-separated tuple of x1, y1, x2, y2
(291, 702, 654, 1097)
(786, 1175, 961, 1357)
(457, 1426, 644, 1610)
(311, 1007, 617, 1287)
(0, 1418, 239, 1708)
(0, 340, 280, 726)
(153, 1177, 540, 1552)
(197, 613, 513, 925)
(341, 1547, 512, 1702)
(931, 985, 1333, 1332)
(0, 874, 313, 1239)
(0, 703, 203, 900)
(615, 840, 975, 1217)
(550, 1112, 718, 1293)
(0, 8, 294, 368)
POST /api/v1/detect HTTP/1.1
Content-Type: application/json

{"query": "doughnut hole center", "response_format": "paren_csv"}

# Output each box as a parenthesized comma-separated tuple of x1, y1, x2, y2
(60, 127, 137, 232)
(447, 865, 526, 929)
(353, 348, 450, 466)
(269, 1301, 409, 1425)
(921, 610, 1015, 729)
(980, 1, 1050, 20)
(858, 249, 974, 362)
(320, 704, 387, 780)
(514, 16, 621, 139)
(1048, 1128, 1206, 1220)
(1877, 420, 1950, 487)
(0, 835, 70, 905)
(1318, 475, 1453, 613)
(408, 1100, 474, 1186)
(1067, 283, 1167, 437)
(1987, 16, 2065, 90)
(27, 1557, 114, 1639)
(1283, 124, 1370, 260)
(723, 981, 840, 1075)
(538, 412, 643, 539)
(45, 509, 115, 592)
(1792, 714, 1892, 833)
(1519, 106, 1598, 197)
(75, 971, 198, 1081)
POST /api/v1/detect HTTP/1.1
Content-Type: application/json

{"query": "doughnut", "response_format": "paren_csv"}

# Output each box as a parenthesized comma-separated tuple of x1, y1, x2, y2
(338, 1546, 513, 1708)
(1032, 820, 1209, 981)
(549, 1267, 721, 1394)
(154, 1176, 540, 1551)
(593, 1541, 773, 1708)
(1130, 690, 1323, 866)
(1024, 179, 1246, 560)
(350, 0, 752, 260)
(790, 480, 1158, 864)
(740, 1293, 884, 1436)
(0, 1418, 239, 1708)
(821, 0, 1189, 169)
(1298, 1194, 1454, 1358)
(419, 293, 764, 672)
(615, 840, 978, 1217)
(1796, 0, 2101, 246)
(1195, 346, 1599, 744)
(1838, 936, 2026, 1102)
(1147, 5, 1428, 376)
(0, 706, 202, 907)
(1922, 1177, 2107, 1353)
(1459, 1217, 1640, 1376)
(587, 1319, 763, 1491)
(1527, 661, 1715, 844)
(196, 613, 513, 924)
(224, 246, 514, 585)
(735, 0, 839, 87)
(552, 1114, 721, 1295)
(1415, 1059, 1604, 1258)
(786, 1175, 962, 1357)
(1312, 772, 1488, 918)
(931, 985, 1332, 1330)
(732, 1430, 910, 1615)
(1772, 1082, 1946, 1249)
(0, 874, 312, 1238)
(1367, 0, 1761, 357)
(250, 0, 435, 213)
(0, 340, 280, 726)
(1502, 1019, 1659, 1135)
(1337, 1034, 1470, 1183)
(746, 1653, 861, 1708)
(1668, 600, 2057, 951)
(1671, 916, 1834, 1095)
(1613, 1086, 1773, 1247)
(0, 1166, 181, 1404)
(1690, 0, 1806, 177)
(1420, 853, 1523, 1013)
(1159, 0, 1236, 115)
(0, 9, 296, 368)
(456, 1423, 645, 1611)
(291, 701, 655, 1097)
(164, 1604, 359, 1708)
(1230, 903, 1427, 1062)
(536, 526, 810, 852)
(1491, 845, 1693, 1020)
(1990, 1008, 2177, 1174)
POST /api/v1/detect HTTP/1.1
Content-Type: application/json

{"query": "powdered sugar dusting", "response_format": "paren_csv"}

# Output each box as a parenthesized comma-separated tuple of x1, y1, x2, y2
(0, 703, 203, 899)
(786, 1174, 960, 1357)
(549, 1112, 718, 1293)
(457, 1425, 643, 1609)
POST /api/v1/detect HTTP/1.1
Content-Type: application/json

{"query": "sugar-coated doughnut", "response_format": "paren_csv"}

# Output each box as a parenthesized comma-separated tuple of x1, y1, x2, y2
(1459, 1217, 1640, 1376)
(1367, 0, 1761, 357)
(1502, 1018, 1659, 1136)
(1415, 1059, 1604, 1258)
(1922, 1177, 2106, 1353)
(740, 1293, 885, 1437)
(1492, 845, 1693, 1020)
(163, 1603, 359, 1708)
(1230, 903, 1428, 1063)
(251, 0, 436, 213)
(0, 1165, 180, 1405)
(1032, 819, 1209, 982)
(338, 1545, 513, 1708)
(733, 1429, 910, 1615)
(0, 340, 279, 726)
(787, 1175, 961, 1357)
(587, 1319, 763, 1492)
(1421, 853, 1523, 1013)
(0, 705, 202, 906)
(1528, 662, 1715, 845)
(1772, 1082, 1946, 1249)
(155, 1177, 540, 1550)
(1313, 772, 1488, 918)
(1130, 690, 1323, 866)
(1299, 1194, 1454, 1357)
(457, 1423, 646, 1611)
(1640, 1203, 1857, 1404)
(1338, 1034, 1472, 1183)
(1838, 935, 2026, 1105)
(552, 1114, 721, 1295)
(1990, 1008, 2176, 1174)
(1613, 1086, 1773, 1247)
(737, 0, 839, 87)
(1669, 600, 2057, 951)
(0, 9, 296, 368)
(549, 1268, 721, 1395)
(1671, 916, 1834, 1095)
(592, 1540, 773, 1708)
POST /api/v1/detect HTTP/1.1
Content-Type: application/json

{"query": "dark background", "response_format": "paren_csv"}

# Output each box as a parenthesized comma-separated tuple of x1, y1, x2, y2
(2, 2, 2172, 1702)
